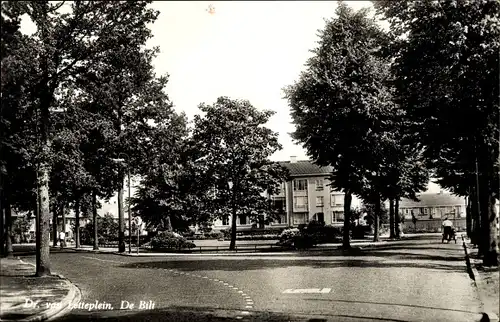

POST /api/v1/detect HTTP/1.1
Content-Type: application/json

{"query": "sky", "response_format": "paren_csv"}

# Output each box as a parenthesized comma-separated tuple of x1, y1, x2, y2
(18, 1, 442, 207)
(145, 1, 380, 162)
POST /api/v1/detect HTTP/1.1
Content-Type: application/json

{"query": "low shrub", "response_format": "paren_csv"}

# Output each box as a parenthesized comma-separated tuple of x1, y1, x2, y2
(279, 228, 301, 241)
(205, 231, 224, 240)
(304, 224, 343, 243)
(150, 232, 196, 250)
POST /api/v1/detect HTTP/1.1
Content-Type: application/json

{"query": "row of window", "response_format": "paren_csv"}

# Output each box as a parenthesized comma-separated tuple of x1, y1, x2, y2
(403, 206, 461, 215)
(293, 179, 325, 191)
(220, 214, 288, 225)
(293, 195, 344, 209)
(220, 211, 345, 226)
(292, 211, 345, 225)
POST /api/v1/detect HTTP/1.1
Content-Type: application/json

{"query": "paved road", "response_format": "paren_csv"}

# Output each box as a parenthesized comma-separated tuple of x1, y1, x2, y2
(17, 236, 484, 321)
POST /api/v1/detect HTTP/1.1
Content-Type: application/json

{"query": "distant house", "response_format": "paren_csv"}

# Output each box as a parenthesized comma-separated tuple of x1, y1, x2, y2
(11, 209, 89, 243)
(399, 191, 467, 232)
(211, 157, 361, 231)
(399, 192, 466, 220)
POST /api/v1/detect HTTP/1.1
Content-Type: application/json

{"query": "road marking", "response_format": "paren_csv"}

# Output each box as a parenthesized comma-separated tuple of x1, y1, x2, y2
(282, 288, 331, 294)
(81, 256, 124, 264)
(165, 269, 254, 317)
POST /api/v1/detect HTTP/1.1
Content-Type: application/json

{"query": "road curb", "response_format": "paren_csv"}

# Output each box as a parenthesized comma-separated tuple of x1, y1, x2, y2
(16, 259, 82, 322)
(461, 236, 499, 322)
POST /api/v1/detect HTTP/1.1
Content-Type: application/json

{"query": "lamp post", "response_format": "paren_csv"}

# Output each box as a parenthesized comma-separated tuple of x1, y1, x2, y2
(111, 153, 131, 253)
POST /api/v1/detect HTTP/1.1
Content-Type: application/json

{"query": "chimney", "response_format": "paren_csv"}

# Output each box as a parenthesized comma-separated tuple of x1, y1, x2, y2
(290, 156, 297, 163)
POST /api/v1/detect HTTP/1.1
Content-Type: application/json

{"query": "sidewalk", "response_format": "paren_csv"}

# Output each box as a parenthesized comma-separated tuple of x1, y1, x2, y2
(0, 257, 81, 321)
(462, 237, 500, 322)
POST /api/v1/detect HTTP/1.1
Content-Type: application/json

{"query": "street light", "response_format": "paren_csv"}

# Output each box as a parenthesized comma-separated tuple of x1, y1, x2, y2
(111, 153, 131, 253)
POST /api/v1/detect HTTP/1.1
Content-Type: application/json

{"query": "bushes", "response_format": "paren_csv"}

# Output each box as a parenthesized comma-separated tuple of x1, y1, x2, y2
(277, 224, 344, 249)
(303, 223, 343, 244)
(150, 232, 196, 250)
(277, 227, 315, 249)
(205, 231, 224, 240)
(279, 228, 301, 241)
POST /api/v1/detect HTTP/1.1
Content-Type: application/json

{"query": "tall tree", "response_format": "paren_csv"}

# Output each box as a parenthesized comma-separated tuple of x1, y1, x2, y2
(1, 0, 160, 275)
(375, 0, 499, 266)
(1, 3, 40, 257)
(283, 2, 396, 248)
(192, 97, 287, 250)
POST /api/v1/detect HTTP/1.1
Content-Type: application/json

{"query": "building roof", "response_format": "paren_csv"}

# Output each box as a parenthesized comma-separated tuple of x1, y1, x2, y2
(279, 160, 333, 177)
(399, 193, 465, 208)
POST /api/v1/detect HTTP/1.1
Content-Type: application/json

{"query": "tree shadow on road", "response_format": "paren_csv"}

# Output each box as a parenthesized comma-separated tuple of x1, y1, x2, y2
(119, 256, 466, 273)
(51, 305, 411, 322)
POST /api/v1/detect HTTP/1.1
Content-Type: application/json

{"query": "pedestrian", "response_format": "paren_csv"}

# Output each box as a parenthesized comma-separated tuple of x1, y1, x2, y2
(442, 217, 453, 242)
(59, 230, 66, 249)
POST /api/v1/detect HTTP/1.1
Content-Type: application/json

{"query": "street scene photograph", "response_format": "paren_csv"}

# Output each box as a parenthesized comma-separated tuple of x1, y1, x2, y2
(1, 1, 499, 322)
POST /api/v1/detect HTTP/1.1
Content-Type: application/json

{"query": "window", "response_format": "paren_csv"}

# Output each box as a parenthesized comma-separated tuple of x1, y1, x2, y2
(275, 214, 287, 224)
(293, 179, 307, 191)
(331, 211, 344, 223)
(272, 198, 286, 213)
(315, 179, 324, 191)
(405, 209, 409, 214)
(424, 208, 428, 214)
(239, 214, 247, 225)
(316, 196, 324, 207)
(294, 196, 308, 209)
(222, 216, 229, 225)
(330, 194, 344, 206)
(293, 213, 307, 225)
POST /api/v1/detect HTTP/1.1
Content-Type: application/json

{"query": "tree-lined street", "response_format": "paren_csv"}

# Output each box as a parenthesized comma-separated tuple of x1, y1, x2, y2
(11, 236, 482, 322)
(1, 1, 498, 321)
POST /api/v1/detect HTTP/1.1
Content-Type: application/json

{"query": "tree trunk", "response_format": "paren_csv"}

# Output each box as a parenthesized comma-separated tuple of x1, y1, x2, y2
(35, 0, 52, 277)
(479, 167, 498, 266)
(118, 172, 125, 252)
(229, 181, 238, 251)
(229, 207, 237, 250)
(36, 157, 51, 276)
(61, 201, 66, 238)
(165, 215, 172, 232)
(35, 195, 41, 269)
(4, 199, 13, 258)
(466, 196, 472, 239)
(0, 177, 4, 256)
(470, 187, 480, 247)
(395, 198, 401, 238)
(52, 205, 57, 247)
(373, 197, 380, 242)
(74, 198, 80, 248)
(0, 204, 4, 256)
(483, 194, 498, 266)
(342, 190, 352, 249)
(92, 190, 99, 250)
(389, 198, 395, 239)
